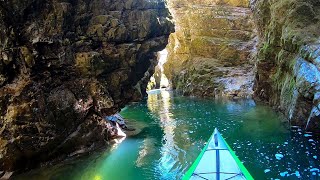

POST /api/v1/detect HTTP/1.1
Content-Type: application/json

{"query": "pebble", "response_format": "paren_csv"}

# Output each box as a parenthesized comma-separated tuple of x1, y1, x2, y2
(310, 168, 319, 172)
(304, 134, 312, 137)
(265, 156, 269, 160)
(280, 171, 288, 177)
(275, 154, 284, 160)
(264, 169, 271, 173)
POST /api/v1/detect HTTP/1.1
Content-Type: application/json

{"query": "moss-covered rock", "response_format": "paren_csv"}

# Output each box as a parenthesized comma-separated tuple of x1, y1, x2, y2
(251, 0, 320, 131)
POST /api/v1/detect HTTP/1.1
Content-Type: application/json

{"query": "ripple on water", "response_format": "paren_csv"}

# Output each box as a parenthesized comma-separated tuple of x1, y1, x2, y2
(12, 90, 320, 180)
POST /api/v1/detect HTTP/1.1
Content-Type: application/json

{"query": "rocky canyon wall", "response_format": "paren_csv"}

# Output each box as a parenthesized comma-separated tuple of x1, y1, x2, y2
(251, 0, 320, 131)
(0, 0, 173, 172)
(164, 0, 257, 98)
(164, 0, 320, 131)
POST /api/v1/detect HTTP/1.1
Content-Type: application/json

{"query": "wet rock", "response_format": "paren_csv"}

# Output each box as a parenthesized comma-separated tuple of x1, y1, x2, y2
(251, 0, 320, 132)
(0, 0, 173, 172)
(0, 171, 13, 180)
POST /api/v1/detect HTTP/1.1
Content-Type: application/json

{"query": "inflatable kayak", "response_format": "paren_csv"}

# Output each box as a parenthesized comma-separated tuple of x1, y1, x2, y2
(183, 128, 254, 180)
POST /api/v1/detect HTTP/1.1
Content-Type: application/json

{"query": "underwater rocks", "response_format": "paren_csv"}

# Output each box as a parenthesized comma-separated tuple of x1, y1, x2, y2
(251, 0, 320, 131)
(0, 0, 173, 172)
(164, 0, 257, 98)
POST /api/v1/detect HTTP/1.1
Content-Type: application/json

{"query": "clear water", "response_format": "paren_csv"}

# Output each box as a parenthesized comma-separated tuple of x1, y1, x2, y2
(14, 90, 320, 180)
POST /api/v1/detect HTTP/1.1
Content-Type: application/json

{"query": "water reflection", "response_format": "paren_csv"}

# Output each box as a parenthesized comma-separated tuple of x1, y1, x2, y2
(12, 90, 320, 180)
(135, 138, 156, 167)
(146, 90, 180, 178)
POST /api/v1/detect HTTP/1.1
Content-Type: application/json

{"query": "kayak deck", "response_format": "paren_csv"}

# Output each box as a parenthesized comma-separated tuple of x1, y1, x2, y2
(183, 128, 253, 180)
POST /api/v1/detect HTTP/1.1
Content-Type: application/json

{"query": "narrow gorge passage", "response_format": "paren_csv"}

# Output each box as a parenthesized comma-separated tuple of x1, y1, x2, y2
(157, 0, 320, 132)
(13, 90, 320, 179)
(163, 0, 257, 98)
(1, 0, 320, 179)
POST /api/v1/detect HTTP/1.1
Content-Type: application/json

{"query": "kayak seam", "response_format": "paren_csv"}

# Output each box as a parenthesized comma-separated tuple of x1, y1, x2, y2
(182, 134, 214, 180)
(183, 130, 254, 180)
(221, 137, 254, 180)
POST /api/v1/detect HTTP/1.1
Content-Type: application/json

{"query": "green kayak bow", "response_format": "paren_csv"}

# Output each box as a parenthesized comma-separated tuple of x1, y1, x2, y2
(183, 128, 254, 180)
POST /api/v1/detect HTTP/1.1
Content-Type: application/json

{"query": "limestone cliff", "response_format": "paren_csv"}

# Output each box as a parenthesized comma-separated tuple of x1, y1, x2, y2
(0, 0, 173, 172)
(251, 0, 320, 131)
(164, 0, 257, 98)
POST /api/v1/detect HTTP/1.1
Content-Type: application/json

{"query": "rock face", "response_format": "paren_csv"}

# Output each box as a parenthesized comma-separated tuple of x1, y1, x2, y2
(251, 0, 320, 131)
(0, 0, 173, 172)
(164, 0, 257, 98)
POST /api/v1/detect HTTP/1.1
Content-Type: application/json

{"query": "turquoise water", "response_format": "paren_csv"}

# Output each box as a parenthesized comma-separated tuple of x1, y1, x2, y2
(14, 90, 320, 179)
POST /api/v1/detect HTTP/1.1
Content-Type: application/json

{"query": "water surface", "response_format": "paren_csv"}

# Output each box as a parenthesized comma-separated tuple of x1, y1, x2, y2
(14, 90, 320, 179)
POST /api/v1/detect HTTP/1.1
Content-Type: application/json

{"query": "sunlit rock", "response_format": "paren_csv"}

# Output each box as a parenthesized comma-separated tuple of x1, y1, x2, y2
(164, 0, 257, 98)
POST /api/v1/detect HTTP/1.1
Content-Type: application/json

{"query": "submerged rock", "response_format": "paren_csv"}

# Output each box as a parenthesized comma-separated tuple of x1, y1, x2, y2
(264, 169, 271, 173)
(275, 153, 284, 160)
(280, 171, 289, 177)
(0, 0, 173, 172)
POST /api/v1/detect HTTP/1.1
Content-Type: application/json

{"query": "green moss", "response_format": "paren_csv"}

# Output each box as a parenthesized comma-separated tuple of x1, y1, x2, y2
(279, 74, 296, 110)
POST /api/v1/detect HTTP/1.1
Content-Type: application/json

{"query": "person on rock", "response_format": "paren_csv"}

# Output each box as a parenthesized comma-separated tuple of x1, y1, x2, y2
(105, 113, 134, 130)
